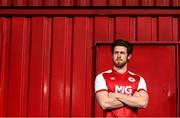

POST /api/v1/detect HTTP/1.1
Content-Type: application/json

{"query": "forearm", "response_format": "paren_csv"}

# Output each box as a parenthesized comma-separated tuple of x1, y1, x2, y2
(116, 92, 148, 108)
(103, 97, 124, 110)
(96, 91, 124, 110)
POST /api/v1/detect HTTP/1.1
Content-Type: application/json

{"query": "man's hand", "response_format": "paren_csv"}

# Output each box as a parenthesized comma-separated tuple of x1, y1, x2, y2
(108, 92, 120, 98)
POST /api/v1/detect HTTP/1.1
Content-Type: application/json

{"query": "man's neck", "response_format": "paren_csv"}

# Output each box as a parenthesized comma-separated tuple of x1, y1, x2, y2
(113, 65, 127, 74)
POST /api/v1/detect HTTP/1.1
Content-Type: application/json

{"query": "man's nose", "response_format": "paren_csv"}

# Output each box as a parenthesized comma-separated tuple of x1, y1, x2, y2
(117, 53, 121, 57)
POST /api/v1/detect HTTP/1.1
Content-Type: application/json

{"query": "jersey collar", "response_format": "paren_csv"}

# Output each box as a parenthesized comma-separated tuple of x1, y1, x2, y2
(112, 68, 129, 75)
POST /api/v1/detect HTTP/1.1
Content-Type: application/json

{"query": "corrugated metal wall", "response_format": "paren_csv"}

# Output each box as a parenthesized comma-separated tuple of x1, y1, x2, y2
(0, 15, 179, 116)
(0, 0, 180, 6)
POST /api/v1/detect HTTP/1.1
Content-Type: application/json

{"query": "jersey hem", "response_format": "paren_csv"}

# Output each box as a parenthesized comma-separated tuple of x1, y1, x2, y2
(95, 89, 108, 94)
(137, 89, 147, 92)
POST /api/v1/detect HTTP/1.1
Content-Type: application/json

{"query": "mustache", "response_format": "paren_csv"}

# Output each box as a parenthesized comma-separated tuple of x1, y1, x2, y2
(116, 58, 122, 61)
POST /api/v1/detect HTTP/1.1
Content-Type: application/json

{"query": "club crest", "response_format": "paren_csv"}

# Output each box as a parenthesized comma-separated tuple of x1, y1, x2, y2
(128, 77, 135, 82)
(110, 77, 115, 80)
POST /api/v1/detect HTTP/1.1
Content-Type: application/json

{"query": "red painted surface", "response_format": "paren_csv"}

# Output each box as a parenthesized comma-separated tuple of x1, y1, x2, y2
(95, 45, 177, 117)
(7, 17, 30, 116)
(1, 8, 180, 16)
(0, 0, 180, 6)
(0, 8, 179, 117)
(0, 18, 11, 117)
(50, 17, 72, 117)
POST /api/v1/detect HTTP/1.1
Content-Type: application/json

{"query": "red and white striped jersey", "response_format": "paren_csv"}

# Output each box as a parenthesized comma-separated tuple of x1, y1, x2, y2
(95, 68, 147, 117)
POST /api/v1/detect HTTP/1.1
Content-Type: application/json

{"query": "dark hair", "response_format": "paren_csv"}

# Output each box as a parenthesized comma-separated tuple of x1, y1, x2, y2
(111, 39, 133, 55)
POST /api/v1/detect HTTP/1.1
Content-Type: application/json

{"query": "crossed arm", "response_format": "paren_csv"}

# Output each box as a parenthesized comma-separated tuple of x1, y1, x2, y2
(96, 90, 149, 110)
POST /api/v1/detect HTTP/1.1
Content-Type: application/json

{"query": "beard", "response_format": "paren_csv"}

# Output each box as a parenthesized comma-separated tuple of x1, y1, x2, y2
(113, 58, 128, 69)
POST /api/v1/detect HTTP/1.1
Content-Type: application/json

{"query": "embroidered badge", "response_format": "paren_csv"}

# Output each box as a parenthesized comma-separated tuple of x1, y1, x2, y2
(128, 77, 135, 82)
(110, 77, 115, 80)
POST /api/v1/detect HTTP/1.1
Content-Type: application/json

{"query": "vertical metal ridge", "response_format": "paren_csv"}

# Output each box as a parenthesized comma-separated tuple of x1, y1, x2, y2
(26, 16, 32, 117)
(69, 16, 74, 117)
(29, 0, 42, 6)
(108, 17, 114, 41)
(176, 44, 180, 116)
(84, 17, 88, 116)
(109, 0, 123, 6)
(172, 17, 178, 41)
(93, 0, 107, 6)
(84, 17, 93, 116)
(65, 17, 73, 117)
(158, 16, 173, 41)
(151, 17, 158, 41)
(19, 17, 30, 116)
(172, 0, 180, 6)
(6, 17, 12, 117)
(61, 0, 73, 6)
(129, 17, 136, 41)
(0, 0, 11, 6)
(141, 0, 154, 6)
(77, 0, 90, 6)
(48, 16, 53, 117)
(13, 0, 26, 6)
(0, 18, 11, 117)
(48, 16, 54, 117)
(156, 0, 170, 6)
(41, 17, 51, 116)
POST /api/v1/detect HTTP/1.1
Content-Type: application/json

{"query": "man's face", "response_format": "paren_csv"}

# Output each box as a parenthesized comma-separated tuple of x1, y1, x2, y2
(112, 46, 131, 68)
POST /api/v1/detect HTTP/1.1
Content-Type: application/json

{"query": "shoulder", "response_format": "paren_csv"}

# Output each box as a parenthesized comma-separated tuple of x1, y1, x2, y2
(128, 71, 145, 81)
(96, 69, 112, 79)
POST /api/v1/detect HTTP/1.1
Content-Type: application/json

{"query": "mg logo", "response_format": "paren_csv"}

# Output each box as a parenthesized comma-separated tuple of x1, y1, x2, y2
(115, 85, 132, 95)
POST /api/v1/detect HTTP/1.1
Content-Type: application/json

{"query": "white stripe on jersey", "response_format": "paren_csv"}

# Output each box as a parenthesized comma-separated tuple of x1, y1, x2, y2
(137, 77, 147, 91)
(94, 69, 112, 93)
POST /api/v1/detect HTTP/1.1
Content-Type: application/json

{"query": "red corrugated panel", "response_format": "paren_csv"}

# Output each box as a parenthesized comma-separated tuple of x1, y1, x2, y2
(142, 0, 154, 6)
(116, 17, 130, 40)
(137, 17, 152, 41)
(159, 16, 173, 41)
(0, 14, 179, 117)
(129, 17, 136, 41)
(71, 17, 94, 116)
(94, 17, 114, 43)
(44, 0, 59, 6)
(0, 0, 11, 6)
(60, 0, 74, 6)
(76, 0, 91, 6)
(12, 0, 27, 6)
(0, 18, 11, 116)
(28, 17, 51, 116)
(0, 0, 180, 6)
(50, 17, 72, 117)
(109, 0, 123, 6)
(93, 0, 107, 6)
(29, 0, 43, 6)
(126, 0, 139, 6)
(7, 17, 30, 116)
(173, 0, 180, 6)
(156, 0, 170, 6)
(151, 17, 158, 41)
(173, 17, 178, 41)
(178, 45, 180, 116)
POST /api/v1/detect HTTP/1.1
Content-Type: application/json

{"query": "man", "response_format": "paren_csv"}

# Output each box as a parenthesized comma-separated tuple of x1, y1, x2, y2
(95, 39, 149, 117)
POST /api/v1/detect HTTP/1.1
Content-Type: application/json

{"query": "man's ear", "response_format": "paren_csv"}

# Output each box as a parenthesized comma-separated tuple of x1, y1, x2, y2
(128, 54, 132, 60)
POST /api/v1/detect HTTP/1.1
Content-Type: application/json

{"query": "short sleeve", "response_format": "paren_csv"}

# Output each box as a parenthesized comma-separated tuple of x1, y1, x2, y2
(137, 77, 147, 92)
(95, 74, 107, 93)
